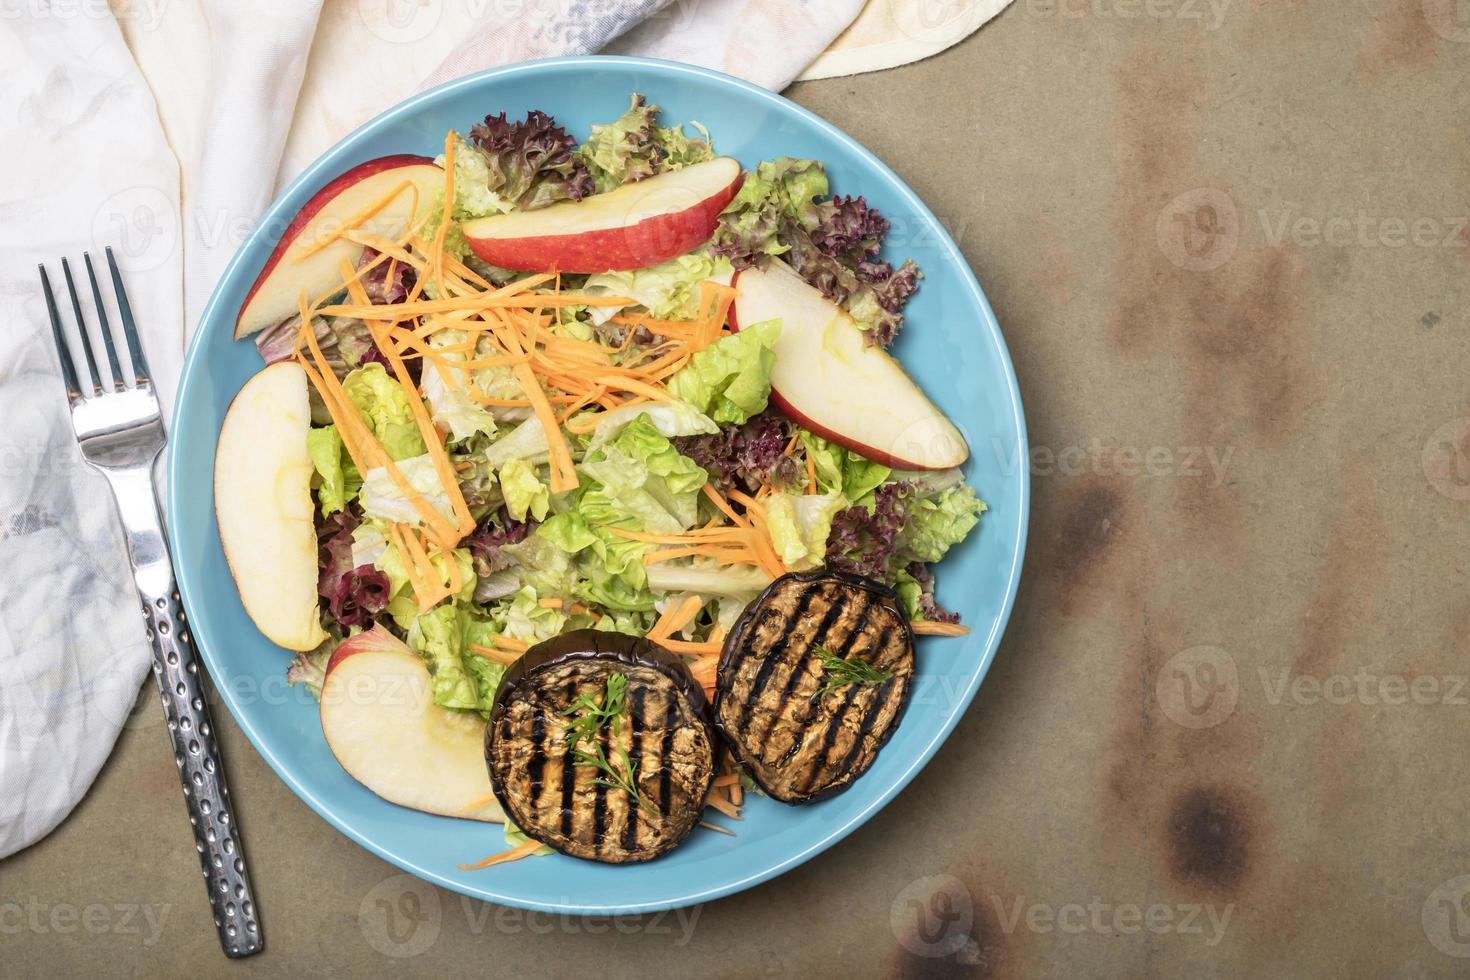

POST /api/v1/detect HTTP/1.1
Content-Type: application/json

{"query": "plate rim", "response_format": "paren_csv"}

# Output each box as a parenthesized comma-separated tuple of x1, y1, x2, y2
(167, 54, 1030, 915)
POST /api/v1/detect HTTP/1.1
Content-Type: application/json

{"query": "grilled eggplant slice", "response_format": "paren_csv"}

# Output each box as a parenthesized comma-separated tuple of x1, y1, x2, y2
(714, 571, 915, 804)
(486, 630, 717, 863)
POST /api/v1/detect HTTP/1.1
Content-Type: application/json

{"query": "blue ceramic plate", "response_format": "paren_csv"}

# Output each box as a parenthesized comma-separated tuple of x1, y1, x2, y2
(168, 56, 1028, 915)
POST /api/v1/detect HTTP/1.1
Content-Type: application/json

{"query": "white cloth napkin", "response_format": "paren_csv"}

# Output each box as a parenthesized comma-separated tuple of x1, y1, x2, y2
(0, 0, 866, 859)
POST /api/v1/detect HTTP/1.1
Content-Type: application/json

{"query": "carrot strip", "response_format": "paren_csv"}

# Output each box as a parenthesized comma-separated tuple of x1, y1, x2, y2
(911, 621, 972, 637)
(701, 483, 748, 528)
(458, 792, 499, 814)
(460, 839, 543, 870)
(704, 793, 741, 819)
(655, 638, 723, 656)
(469, 644, 522, 665)
(648, 594, 704, 642)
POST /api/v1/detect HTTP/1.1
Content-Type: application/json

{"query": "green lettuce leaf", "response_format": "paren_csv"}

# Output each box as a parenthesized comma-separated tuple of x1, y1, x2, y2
(587, 399, 719, 448)
(667, 318, 781, 425)
(765, 490, 848, 571)
(498, 458, 550, 522)
(407, 604, 504, 713)
(343, 363, 425, 461)
(379, 545, 475, 630)
(799, 431, 891, 500)
(579, 416, 709, 533)
(711, 157, 828, 263)
(491, 587, 568, 643)
(359, 453, 456, 527)
(421, 330, 498, 442)
(899, 482, 987, 565)
(645, 561, 770, 599)
(306, 425, 349, 516)
(578, 94, 715, 192)
(582, 251, 732, 323)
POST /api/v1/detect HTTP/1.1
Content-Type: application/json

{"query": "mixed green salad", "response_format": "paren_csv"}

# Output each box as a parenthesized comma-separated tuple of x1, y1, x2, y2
(261, 95, 985, 720)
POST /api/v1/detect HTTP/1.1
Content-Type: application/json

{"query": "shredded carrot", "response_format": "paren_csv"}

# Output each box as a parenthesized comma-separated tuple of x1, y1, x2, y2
(701, 483, 749, 528)
(294, 179, 415, 260)
(469, 643, 522, 665)
(712, 773, 740, 788)
(805, 453, 817, 494)
(911, 621, 972, 637)
(704, 793, 741, 820)
(648, 594, 704, 642)
(460, 839, 543, 870)
(537, 597, 564, 609)
(656, 638, 723, 656)
(458, 792, 500, 814)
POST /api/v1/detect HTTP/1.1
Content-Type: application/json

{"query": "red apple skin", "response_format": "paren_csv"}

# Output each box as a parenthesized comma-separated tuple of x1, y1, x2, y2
(728, 268, 960, 472)
(234, 154, 436, 339)
(324, 628, 402, 678)
(464, 173, 742, 273)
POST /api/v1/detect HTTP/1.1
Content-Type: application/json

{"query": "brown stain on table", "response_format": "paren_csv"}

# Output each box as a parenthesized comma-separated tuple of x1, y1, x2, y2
(1358, 0, 1441, 74)
(1293, 460, 1387, 676)
(1166, 784, 1256, 894)
(888, 869, 1028, 980)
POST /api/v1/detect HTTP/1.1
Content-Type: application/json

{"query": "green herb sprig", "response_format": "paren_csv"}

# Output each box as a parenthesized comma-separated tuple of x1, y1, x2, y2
(562, 673, 653, 813)
(811, 645, 894, 701)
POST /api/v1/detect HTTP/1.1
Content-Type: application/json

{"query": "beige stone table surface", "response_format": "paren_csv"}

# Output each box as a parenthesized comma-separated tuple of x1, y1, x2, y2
(5, 3, 1470, 977)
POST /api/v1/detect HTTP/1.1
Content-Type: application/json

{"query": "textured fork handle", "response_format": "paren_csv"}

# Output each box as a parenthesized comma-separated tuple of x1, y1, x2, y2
(106, 467, 264, 957)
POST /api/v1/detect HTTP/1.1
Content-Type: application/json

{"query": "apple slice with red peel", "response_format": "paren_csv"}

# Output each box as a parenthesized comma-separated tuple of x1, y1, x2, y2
(234, 155, 442, 339)
(462, 156, 742, 273)
(214, 361, 327, 651)
(731, 259, 969, 471)
(320, 627, 504, 823)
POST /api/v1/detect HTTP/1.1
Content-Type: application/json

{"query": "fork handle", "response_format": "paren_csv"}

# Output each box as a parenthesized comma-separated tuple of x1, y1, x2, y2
(107, 467, 264, 957)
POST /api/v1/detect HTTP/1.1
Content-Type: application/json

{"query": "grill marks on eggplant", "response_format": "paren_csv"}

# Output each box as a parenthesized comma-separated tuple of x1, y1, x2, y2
(714, 572, 915, 804)
(487, 633, 716, 863)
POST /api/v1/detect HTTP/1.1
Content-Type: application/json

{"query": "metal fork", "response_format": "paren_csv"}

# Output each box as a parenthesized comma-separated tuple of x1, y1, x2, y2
(39, 250, 263, 958)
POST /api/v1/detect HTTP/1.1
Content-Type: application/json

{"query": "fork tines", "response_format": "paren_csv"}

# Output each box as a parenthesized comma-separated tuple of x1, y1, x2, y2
(39, 248, 151, 400)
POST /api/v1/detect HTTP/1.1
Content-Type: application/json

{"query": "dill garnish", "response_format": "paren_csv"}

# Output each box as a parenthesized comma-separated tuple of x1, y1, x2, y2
(810, 645, 894, 701)
(562, 673, 653, 813)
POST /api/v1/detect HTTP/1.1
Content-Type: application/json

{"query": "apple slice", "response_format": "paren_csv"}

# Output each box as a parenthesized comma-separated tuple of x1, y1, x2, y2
(214, 362, 327, 651)
(320, 627, 503, 823)
(462, 156, 742, 273)
(235, 155, 442, 339)
(731, 259, 969, 470)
